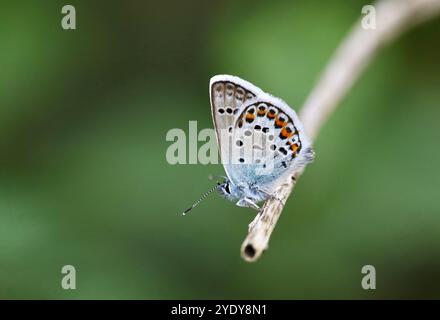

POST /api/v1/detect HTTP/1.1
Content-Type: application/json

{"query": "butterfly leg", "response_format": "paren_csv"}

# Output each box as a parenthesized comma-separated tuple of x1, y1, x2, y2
(236, 198, 260, 211)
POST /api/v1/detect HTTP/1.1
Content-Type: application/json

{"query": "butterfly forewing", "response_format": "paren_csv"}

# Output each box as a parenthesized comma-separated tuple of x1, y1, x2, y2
(209, 75, 264, 179)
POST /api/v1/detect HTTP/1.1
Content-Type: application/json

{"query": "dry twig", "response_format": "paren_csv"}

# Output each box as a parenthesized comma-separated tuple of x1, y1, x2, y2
(241, 0, 440, 262)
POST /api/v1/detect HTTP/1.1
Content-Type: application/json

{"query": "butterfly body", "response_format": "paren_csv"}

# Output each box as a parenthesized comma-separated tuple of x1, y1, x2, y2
(182, 75, 314, 215)
(218, 179, 268, 209)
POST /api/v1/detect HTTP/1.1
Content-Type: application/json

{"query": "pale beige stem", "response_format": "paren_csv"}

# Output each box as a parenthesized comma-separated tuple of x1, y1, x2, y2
(241, 0, 440, 262)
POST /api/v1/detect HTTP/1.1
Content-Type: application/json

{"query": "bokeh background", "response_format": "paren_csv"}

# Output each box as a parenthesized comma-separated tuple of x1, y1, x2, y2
(1, 0, 439, 299)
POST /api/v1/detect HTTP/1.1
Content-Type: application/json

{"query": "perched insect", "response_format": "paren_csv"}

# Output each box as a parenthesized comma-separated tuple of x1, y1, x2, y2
(183, 75, 314, 215)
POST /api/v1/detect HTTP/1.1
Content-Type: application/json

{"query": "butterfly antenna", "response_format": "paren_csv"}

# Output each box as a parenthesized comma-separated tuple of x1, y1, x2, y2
(182, 184, 220, 216)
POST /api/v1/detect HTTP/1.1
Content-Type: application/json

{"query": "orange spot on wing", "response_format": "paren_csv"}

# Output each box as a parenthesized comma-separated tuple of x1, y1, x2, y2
(267, 112, 276, 119)
(275, 118, 287, 128)
(245, 113, 255, 122)
(290, 143, 299, 153)
(280, 127, 294, 139)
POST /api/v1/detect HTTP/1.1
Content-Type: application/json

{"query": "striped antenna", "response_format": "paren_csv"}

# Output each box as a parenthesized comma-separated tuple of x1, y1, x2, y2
(182, 184, 219, 216)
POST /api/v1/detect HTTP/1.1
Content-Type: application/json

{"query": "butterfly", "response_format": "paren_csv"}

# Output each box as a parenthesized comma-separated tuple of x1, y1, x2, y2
(183, 75, 314, 215)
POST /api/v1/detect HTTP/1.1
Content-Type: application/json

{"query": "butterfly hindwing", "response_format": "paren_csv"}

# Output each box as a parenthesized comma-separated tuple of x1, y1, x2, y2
(224, 92, 314, 192)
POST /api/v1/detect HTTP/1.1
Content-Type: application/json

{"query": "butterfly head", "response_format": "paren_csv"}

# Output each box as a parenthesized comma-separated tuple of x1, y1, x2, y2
(217, 179, 241, 202)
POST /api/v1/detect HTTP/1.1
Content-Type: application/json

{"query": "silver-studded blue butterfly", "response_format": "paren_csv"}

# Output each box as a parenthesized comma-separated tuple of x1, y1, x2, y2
(183, 75, 314, 215)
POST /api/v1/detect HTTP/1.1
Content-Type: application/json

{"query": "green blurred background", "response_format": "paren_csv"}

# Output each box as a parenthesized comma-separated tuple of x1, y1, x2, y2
(1, 0, 439, 299)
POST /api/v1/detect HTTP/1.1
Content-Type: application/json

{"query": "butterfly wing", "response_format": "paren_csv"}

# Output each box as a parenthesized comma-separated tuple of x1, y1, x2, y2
(209, 75, 264, 181)
(225, 92, 314, 193)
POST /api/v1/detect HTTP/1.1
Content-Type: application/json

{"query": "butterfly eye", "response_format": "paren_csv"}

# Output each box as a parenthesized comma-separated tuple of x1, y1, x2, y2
(224, 182, 231, 194)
